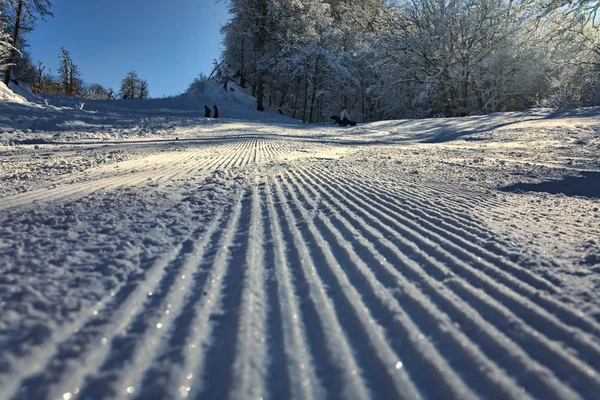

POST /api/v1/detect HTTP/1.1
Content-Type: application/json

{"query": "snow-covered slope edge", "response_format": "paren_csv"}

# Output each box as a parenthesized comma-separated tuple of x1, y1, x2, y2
(0, 81, 31, 105)
(0, 79, 301, 144)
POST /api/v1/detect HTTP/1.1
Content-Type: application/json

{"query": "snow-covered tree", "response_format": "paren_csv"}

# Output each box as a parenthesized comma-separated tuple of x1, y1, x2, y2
(222, 0, 390, 120)
(81, 83, 109, 100)
(57, 46, 70, 93)
(12, 47, 36, 84)
(187, 73, 210, 95)
(138, 79, 149, 99)
(119, 71, 138, 100)
(531, 11, 600, 107)
(57, 47, 80, 95)
(2, 0, 52, 85)
(372, 0, 582, 117)
(223, 0, 283, 111)
(0, 7, 13, 74)
(119, 71, 148, 100)
(220, 0, 600, 121)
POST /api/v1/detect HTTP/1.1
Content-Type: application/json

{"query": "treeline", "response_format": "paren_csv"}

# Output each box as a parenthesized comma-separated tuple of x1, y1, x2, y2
(0, 0, 149, 100)
(222, 0, 600, 122)
(6, 45, 149, 100)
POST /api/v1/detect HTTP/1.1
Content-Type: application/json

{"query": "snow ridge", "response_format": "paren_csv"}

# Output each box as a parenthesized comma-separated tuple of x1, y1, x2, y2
(1, 135, 599, 399)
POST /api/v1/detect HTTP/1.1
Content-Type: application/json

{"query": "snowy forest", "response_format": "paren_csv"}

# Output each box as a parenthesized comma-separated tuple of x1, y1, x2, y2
(222, 0, 600, 122)
(2, 0, 600, 120)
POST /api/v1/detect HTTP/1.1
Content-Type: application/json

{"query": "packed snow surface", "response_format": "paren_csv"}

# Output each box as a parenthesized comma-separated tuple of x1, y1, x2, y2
(0, 87, 599, 400)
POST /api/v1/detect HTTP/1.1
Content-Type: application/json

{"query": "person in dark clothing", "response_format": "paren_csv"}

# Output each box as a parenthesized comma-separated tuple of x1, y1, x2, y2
(213, 105, 219, 118)
(204, 105, 211, 118)
(331, 115, 354, 126)
(331, 107, 357, 126)
(340, 106, 349, 123)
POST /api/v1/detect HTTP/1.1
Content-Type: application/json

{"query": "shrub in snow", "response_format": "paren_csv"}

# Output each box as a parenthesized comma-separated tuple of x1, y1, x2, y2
(187, 73, 210, 96)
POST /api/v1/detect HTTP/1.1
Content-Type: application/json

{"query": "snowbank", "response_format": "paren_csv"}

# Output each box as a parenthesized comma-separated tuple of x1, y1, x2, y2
(0, 81, 30, 105)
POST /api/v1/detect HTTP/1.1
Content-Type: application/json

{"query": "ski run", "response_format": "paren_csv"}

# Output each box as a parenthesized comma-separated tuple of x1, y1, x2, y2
(1, 102, 600, 400)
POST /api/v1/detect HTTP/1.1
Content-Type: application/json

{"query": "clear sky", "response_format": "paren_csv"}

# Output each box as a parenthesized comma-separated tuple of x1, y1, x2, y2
(27, 0, 230, 98)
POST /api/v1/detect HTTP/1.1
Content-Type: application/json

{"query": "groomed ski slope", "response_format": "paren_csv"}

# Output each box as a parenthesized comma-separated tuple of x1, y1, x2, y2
(1, 88, 600, 399)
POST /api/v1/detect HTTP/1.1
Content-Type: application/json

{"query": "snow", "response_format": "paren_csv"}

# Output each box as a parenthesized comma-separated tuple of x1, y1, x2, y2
(0, 81, 32, 105)
(0, 79, 300, 145)
(1, 82, 600, 399)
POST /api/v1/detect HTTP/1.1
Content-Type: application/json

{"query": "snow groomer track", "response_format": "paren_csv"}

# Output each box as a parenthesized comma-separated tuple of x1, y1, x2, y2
(1, 136, 600, 400)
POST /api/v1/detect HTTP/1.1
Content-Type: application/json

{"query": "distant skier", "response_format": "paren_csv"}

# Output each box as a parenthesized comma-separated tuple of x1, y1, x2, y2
(213, 105, 219, 118)
(331, 106, 356, 126)
(204, 105, 211, 118)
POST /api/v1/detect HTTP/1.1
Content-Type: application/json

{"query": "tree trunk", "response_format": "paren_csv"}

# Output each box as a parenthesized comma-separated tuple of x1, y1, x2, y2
(254, 0, 268, 112)
(35, 63, 45, 93)
(278, 83, 290, 108)
(4, 0, 24, 85)
(69, 68, 74, 96)
(361, 89, 365, 123)
(308, 57, 320, 124)
(291, 78, 300, 118)
(240, 70, 247, 89)
(239, 39, 247, 88)
(256, 73, 265, 111)
(302, 70, 309, 123)
(462, 68, 469, 110)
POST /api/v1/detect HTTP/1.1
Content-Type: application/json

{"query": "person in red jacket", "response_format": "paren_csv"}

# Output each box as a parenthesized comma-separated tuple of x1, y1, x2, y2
(213, 105, 219, 118)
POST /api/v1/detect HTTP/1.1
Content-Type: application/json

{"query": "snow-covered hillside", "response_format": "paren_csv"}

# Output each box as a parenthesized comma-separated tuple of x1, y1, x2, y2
(0, 79, 300, 144)
(0, 84, 599, 400)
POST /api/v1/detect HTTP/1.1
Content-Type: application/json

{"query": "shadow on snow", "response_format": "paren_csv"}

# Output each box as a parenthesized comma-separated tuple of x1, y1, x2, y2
(499, 172, 600, 199)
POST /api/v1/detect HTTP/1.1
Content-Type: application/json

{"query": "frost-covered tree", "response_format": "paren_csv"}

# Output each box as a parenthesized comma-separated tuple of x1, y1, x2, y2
(374, 0, 574, 117)
(12, 47, 36, 84)
(68, 60, 81, 95)
(223, 0, 281, 111)
(119, 71, 138, 100)
(187, 73, 210, 94)
(119, 71, 148, 100)
(57, 46, 70, 93)
(2, 0, 52, 85)
(531, 12, 600, 107)
(220, 0, 600, 121)
(222, 0, 390, 120)
(138, 79, 149, 99)
(0, 7, 13, 74)
(81, 83, 108, 100)
(57, 47, 80, 95)
(268, 1, 343, 121)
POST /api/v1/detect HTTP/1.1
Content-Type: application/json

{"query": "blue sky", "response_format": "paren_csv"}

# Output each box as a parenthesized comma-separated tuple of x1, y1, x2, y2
(27, 0, 230, 97)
